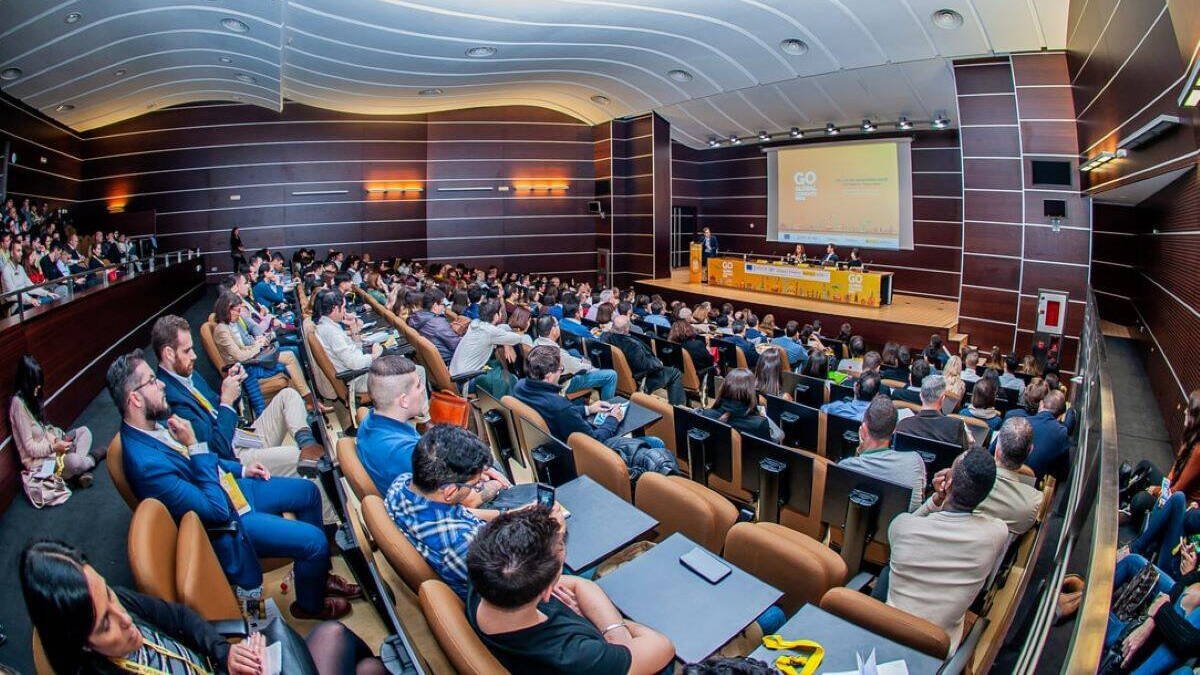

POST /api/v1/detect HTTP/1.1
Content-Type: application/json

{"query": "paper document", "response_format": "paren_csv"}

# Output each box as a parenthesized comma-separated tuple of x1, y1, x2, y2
(825, 650, 909, 675)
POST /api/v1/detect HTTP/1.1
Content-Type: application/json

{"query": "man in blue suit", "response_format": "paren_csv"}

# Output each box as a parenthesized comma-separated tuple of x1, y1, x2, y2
(108, 350, 359, 620)
(699, 226, 719, 266)
(150, 315, 325, 477)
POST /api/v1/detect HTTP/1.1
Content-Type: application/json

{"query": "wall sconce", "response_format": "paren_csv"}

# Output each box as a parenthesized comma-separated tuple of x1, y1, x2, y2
(366, 186, 424, 194)
(1079, 149, 1127, 172)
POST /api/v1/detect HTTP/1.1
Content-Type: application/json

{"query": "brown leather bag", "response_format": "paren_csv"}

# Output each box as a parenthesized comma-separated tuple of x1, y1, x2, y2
(428, 391, 470, 428)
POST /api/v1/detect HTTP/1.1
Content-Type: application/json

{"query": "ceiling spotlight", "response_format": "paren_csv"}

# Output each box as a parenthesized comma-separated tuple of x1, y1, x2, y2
(589, 94, 611, 106)
(932, 115, 950, 129)
(114, 68, 127, 76)
(465, 46, 497, 58)
(758, 130, 770, 141)
(667, 69, 693, 82)
(861, 119, 876, 132)
(897, 116, 912, 130)
(235, 73, 256, 84)
(219, 56, 233, 64)
(418, 88, 443, 96)
(54, 104, 74, 112)
(708, 138, 720, 148)
(780, 39, 809, 56)
(932, 9, 964, 30)
(790, 127, 802, 138)
(1, 67, 23, 80)
(729, 135, 741, 145)
(64, 12, 82, 24)
(220, 17, 249, 33)
(825, 123, 839, 136)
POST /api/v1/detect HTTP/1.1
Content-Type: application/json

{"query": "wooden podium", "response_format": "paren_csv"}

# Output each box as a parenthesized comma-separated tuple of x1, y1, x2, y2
(689, 242, 704, 283)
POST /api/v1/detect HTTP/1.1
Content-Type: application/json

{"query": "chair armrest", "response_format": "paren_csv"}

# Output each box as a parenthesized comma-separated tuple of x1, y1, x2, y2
(336, 368, 369, 383)
(450, 369, 486, 384)
(208, 618, 249, 638)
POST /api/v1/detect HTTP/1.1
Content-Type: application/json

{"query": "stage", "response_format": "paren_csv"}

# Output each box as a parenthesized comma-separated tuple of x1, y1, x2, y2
(634, 269, 961, 349)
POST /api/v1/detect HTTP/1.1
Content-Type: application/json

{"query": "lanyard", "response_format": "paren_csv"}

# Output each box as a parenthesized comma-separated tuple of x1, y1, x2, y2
(110, 640, 211, 675)
(188, 385, 216, 416)
(761, 634, 824, 675)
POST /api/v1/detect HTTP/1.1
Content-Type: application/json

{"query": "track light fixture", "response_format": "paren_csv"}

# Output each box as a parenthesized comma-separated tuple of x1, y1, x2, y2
(861, 119, 876, 132)
(898, 116, 912, 130)
(729, 135, 741, 144)
(789, 127, 802, 138)
(757, 130, 770, 141)
(704, 116, 951, 148)
(825, 123, 840, 135)
(1079, 149, 1127, 172)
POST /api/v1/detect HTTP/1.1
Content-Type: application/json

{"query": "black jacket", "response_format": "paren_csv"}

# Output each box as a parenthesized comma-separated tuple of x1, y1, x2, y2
(699, 398, 773, 440)
(606, 332, 662, 377)
(896, 408, 967, 448)
(40, 254, 63, 280)
(512, 378, 620, 443)
(681, 336, 715, 371)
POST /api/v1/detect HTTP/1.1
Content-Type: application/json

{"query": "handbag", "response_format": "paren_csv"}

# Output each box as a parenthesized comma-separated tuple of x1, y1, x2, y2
(1112, 563, 1160, 622)
(257, 616, 319, 675)
(429, 390, 470, 428)
(22, 463, 71, 508)
(243, 345, 280, 370)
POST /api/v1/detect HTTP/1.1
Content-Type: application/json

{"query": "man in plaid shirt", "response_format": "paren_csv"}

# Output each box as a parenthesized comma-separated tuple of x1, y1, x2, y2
(385, 425, 506, 598)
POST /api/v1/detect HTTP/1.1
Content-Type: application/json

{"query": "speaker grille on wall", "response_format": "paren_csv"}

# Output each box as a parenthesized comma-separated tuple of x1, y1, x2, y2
(587, 200, 604, 216)
(1044, 200, 1067, 218)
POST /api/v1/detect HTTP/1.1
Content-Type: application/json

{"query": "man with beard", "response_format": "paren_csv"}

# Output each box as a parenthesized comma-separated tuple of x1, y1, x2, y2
(108, 350, 359, 620)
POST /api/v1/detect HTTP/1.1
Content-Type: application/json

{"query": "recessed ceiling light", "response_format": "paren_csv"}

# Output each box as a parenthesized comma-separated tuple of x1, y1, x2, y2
(1, 67, 22, 80)
(780, 39, 809, 56)
(114, 68, 127, 77)
(898, 116, 912, 130)
(590, 94, 610, 106)
(64, 12, 82, 24)
(219, 56, 233, 64)
(708, 138, 720, 147)
(790, 127, 803, 138)
(825, 123, 839, 136)
(54, 104, 74, 112)
(667, 69, 693, 82)
(418, 88, 443, 96)
(235, 73, 256, 84)
(729, 135, 741, 145)
(862, 119, 876, 132)
(933, 114, 951, 129)
(465, 46, 497, 58)
(220, 17, 249, 33)
(932, 9, 964, 30)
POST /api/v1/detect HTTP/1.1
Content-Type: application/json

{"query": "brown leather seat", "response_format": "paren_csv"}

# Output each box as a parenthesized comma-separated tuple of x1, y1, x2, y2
(418, 579, 510, 675)
(128, 498, 179, 603)
(501, 394, 549, 469)
(820, 587, 951, 659)
(175, 512, 244, 621)
(679, 348, 708, 404)
(634, 472, 737, 553)
(568, 432, 631, 503)
(609, 343, 640, 398)
(337, 436, 381, 500)
(106, 434, 137, 510)
(724, 521, 847, 615)
(630, 392, 678, 466)
(361, 495, 437, 594)
(407, 327, 460, 396)
(304, 318, 369, 410)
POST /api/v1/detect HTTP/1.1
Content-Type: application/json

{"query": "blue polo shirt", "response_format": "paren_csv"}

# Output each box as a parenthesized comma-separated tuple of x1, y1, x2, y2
(357, 410, 422, 496)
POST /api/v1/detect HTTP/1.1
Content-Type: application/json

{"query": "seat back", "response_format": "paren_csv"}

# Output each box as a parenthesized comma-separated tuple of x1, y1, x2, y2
(723, 521, 847, 615)
(608, 343, 639, 398)
(778, 451, 829, 541)
(820, 587, 950, 659)
(409, 329, 456, 394)
(568, 432, 631, 503)
(337, 436, 381, 500)
(361, 495, 438, 594)
(175, 512, 243, 621)
(32, 631, 53, 675)
(953, 413, 993, 448)
(500, 394, 550, 468)
(631, 392, 676, 465)
(679, 347, 703, 397)
(128, 498, 179, 603)
(106, 435, 138, 510)
(199, 320, 228, 371)
(634, 472, 736, 553)
(304, 318, 348, 403)
(418, 579, 510, 675)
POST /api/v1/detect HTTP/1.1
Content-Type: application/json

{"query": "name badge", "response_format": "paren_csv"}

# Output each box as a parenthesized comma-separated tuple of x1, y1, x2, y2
(219, 469, 252, 516)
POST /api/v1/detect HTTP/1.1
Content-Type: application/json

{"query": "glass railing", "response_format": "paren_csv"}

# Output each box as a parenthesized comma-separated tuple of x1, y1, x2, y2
(1, 249, 201, 323)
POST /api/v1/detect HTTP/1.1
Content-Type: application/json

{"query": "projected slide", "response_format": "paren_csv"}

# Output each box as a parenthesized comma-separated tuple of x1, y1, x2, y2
(766, 139, 914, 251)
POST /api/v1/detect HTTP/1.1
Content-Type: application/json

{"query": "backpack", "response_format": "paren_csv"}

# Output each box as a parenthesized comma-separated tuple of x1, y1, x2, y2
(606, 437, 679, 480)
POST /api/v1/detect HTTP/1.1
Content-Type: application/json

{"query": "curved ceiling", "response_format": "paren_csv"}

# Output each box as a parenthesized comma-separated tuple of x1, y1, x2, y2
(0, 0, 1067, 146)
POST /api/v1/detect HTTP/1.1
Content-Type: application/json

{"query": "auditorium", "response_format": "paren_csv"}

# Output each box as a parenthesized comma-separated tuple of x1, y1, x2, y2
(0, 1, 1194, 672)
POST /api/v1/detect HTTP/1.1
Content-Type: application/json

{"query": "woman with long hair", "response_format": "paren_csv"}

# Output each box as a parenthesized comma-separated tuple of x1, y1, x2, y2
(941, 356, 966, 413)
(801, 350, 830, 380)
(698, 368, 781, 442)
(670, 319, 714, 371)
(507, 304, 535, 347)
(754, 347, 786, 399)
(211, 291, 316, 416)
(10, 354, 101, 490)
(20, 539, 384, 675)
(1122, 390, 1200, 576)
(594, 302, 614, 330)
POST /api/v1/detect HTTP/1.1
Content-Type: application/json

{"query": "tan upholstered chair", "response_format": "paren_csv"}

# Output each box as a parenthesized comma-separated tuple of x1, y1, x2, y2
(820, 587, 951, 659)
(199, 318, 289, 401)
(608, 343, 640, 398)
(723, 521, 847, 615)
(418, 579, 510, 675)
(106, 434, 137, 510)
(568, 432, 632, 503)
(175, 512, 244, 621)
(633, 472, 737, 554)
(631, 392, 678, 467)
(304, 318, 365, 409)
(337, 436, 381, 501)
(361, 495, 437, 594)
(501, 394, 550, 470)
(127, 498, 179, 603)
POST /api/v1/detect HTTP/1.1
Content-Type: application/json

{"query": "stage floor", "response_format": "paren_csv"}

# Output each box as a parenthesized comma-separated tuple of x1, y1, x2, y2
(637, 269, 959, 334)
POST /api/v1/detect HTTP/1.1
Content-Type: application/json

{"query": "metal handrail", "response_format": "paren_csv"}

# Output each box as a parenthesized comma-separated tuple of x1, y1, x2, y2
(1, 249, 200, 321)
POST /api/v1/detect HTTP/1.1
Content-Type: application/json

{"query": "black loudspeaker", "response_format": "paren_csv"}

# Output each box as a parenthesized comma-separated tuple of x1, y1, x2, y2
(587, 200, 603, 214)
(1044, 200, 1067, 218)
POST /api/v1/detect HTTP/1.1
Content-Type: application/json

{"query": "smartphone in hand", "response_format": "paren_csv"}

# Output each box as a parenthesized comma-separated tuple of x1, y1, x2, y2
(536, 483, 555, 509)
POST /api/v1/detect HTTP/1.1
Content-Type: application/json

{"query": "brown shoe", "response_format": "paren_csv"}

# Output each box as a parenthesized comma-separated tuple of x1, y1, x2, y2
(325, 573, 363, 599)
(304, 398, 335, 414)
(290, 597, 351, 621)
(297, 443, 325, 477)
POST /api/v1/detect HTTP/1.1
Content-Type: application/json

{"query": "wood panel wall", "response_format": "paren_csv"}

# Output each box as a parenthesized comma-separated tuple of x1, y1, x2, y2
(74, 102, 598, 278)
(0, 93, 81, 206)
(953, 53, 1086, 372)
(1090, 202, 1139, 324)
(668, 130, 964, 301)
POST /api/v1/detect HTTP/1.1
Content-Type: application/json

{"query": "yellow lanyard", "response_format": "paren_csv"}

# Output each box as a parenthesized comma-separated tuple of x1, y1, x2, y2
(761, 634, 825, 675)
(189, 386, 216, 416)
(110, 640, 212, 675)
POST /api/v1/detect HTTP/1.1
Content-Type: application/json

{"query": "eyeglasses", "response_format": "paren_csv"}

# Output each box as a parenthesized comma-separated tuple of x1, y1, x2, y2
(132, 374, 159, 392)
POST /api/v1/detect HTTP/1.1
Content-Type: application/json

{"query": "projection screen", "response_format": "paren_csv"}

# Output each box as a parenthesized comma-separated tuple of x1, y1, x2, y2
(765, 138, 914, 251)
